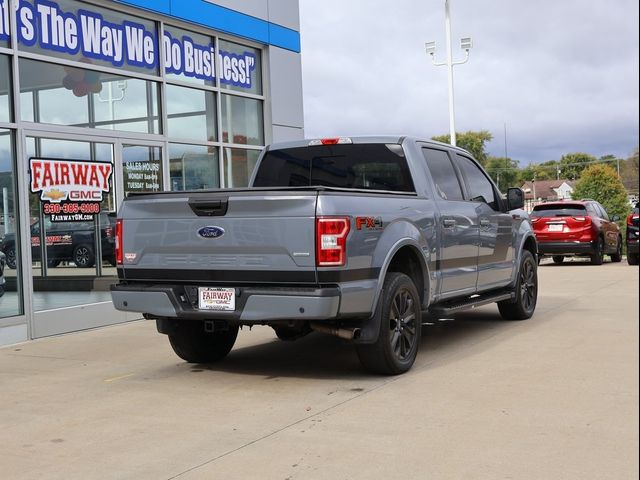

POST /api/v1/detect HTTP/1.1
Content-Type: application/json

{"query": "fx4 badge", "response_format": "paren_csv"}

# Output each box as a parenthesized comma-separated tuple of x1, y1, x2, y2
(355, 216, 383, 230)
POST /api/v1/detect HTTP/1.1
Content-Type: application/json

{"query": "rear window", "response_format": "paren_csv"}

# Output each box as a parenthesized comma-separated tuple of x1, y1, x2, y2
(531, 204, 587, 217)
(253, 144, 415, 192)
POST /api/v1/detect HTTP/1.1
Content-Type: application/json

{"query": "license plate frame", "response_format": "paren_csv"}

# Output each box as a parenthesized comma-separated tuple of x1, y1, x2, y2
(198, 287, 236, 311)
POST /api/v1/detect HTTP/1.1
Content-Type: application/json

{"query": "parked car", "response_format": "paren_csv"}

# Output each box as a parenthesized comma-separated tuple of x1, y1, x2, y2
(111, 136, 538, 375)
(0, 251, 5, 297)
(531, 200, 622, 265)
(1, 213, 116, 269)
(626, 202, 639, 265)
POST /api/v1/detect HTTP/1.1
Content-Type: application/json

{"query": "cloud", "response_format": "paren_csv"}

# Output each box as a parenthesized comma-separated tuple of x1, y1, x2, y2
(299, 0, 639, 163)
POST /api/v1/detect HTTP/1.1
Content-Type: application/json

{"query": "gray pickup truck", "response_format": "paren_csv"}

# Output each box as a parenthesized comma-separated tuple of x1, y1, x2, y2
(111, 136, 538, 374)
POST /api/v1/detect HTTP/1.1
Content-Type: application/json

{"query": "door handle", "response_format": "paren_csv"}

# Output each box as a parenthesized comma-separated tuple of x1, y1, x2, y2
(442, 219, 456, 228)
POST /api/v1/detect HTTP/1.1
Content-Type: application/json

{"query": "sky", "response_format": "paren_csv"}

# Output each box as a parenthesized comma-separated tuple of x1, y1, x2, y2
(298, 0, 640, 165)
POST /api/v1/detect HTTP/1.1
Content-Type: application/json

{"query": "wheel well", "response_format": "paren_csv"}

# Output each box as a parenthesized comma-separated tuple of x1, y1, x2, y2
(523, 236, 537, 259)
(387, 246, 426, 305)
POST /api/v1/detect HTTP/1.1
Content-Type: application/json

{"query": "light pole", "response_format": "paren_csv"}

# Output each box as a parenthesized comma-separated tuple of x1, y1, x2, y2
(426, 0, 472, 147)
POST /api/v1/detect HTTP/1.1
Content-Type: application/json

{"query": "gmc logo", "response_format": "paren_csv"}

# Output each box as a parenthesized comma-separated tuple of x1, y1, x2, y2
(69, 190, 103, 200)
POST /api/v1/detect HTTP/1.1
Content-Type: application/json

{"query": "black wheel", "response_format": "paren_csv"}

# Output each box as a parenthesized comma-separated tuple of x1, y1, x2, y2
(610, 237, 622, 263)
(356, 272, 422, 375)
(628, 252, 639, 266)
(590, 237, 605, 265)
(73, 244, 95, 268)
(169, 321, 239, 363)
(498, 250, 538, 320)
(4, 247, 16, 269)
(552, 255, 564, 264)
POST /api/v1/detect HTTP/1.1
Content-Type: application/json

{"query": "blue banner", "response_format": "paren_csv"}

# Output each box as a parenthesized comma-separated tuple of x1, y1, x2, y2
(0, 0, 257, 88)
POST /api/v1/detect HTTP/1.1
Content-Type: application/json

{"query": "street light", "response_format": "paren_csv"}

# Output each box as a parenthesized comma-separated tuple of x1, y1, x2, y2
(426, 0, 472, 147)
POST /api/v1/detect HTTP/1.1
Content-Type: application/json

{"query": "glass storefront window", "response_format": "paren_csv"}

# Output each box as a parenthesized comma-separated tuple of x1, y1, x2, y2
(223, 148, 260, 188)
(19, 58, 160, 134)
(23, 136, 116, 312)
(0, 129, 22, 318)
(16, 0, 159, 76)
(164, 26, 215, 86)
(218, 39, 262, 95)
(170, 143, 219, 191)
(0, 54, 11, 123)
(122, 145, 163, 196)
(166, 84, 216, 142)
(221, 94, 263, 146)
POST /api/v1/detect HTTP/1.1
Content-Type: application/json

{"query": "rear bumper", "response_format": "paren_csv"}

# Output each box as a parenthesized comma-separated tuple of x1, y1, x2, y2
(538, 241, 596, 255)
(110, 283, 340, 322)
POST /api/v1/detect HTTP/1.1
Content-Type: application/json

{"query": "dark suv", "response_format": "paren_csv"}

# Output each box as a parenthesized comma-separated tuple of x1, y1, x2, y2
(1, 213, 116, 269)
(531, 200, 622, 265)
(626, 202, 639, 265)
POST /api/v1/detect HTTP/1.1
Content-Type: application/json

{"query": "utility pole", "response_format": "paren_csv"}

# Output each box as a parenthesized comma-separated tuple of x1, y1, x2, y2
(425, 0, 472, 147)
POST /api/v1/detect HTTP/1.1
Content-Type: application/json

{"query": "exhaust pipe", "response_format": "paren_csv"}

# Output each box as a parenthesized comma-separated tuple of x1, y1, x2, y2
(310, 323, 361, 340)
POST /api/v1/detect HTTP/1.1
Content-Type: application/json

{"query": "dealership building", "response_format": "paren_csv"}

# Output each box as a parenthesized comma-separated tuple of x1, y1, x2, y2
(0, 0, 304, 345)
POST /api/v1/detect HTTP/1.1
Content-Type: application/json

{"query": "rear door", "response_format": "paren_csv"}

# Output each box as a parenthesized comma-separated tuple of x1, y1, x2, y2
(421, 147, 478, 297)
(119, 190, 318, 284)
(454, 154, 514, 290)
(593, 202, 619, 251)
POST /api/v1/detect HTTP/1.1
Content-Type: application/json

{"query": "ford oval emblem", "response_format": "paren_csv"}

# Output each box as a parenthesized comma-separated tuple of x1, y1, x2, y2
(197, 226, 225, 239)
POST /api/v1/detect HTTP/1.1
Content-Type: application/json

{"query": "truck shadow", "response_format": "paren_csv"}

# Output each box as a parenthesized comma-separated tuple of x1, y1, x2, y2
(190, 309, 512, 379)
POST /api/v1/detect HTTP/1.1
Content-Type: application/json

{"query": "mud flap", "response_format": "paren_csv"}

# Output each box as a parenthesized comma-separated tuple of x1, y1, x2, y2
(352, 289, 384, 344)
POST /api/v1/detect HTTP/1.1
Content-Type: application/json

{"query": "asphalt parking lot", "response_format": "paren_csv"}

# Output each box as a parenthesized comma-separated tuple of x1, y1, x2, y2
(1, 260, 638, 480)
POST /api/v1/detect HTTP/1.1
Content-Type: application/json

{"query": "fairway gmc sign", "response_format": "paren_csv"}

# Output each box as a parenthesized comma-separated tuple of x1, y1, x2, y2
(29, 158, 113, 222)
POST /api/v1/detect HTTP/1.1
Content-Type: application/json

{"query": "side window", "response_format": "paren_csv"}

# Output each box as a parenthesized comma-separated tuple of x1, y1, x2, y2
(596, 203, 609, 221)
(455, 154, 499, 210)
(421, 148, 464, 200)
(586, 203, 598, 218)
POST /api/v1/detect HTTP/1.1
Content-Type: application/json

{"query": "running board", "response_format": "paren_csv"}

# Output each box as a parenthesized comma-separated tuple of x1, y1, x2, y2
(427, 290, 515, 317)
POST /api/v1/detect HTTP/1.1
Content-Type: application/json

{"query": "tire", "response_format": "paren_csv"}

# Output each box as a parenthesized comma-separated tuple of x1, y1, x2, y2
(356, 272, 422, 375)
(590, 237, 604, 265)
(552, 255, 564, 264)
(628, 252, 639, 266)
(498, 250, 538, 320)
(73, 244, 95, 268)
(610, 237, 622, 263)
(168, 321, 239, 363)
(4, 247, 16, 269)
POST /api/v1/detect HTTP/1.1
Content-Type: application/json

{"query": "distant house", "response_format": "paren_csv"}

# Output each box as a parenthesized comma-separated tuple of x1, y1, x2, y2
(520, 180, 576, 211)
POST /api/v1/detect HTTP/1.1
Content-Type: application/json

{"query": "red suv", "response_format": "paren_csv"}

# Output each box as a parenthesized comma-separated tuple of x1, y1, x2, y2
(531, 200, 622, 265)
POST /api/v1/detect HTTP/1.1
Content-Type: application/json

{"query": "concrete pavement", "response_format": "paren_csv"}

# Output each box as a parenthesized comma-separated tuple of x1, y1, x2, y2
(1, 261, 638, 479)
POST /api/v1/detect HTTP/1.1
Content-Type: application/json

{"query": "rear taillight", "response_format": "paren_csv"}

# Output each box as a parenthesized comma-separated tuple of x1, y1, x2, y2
(628, 214, 638, 226)
(574, 216, 586, 221)
(115, 219, 123, 265)
(316, 217, 350, 266)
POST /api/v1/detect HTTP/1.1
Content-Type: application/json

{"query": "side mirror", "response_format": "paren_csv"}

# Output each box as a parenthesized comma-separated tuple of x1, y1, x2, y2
(506, 187, 524, 210)
(612, 214, 620, 222)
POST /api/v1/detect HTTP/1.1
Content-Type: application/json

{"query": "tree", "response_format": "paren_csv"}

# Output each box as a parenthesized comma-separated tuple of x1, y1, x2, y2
(558, 152, 598, 180)
(484, 156, 520, 192)
(572, 164, 630, 222)
(432, 130, 493, 166)
(518, 160, 558, 183)
(620, 148, 639, 196)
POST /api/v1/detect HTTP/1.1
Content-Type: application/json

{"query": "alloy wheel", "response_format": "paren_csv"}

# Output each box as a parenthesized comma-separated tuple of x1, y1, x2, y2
(389, 288, 418, 361)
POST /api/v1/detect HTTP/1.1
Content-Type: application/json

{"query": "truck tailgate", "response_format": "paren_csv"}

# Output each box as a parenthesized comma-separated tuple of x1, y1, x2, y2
(119, 190, 318, 284)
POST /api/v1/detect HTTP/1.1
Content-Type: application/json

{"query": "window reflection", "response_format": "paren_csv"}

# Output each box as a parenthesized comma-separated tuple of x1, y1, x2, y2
(224, 148, 259, 187)
(166, 84, 217, 142)
(221, 94, 263, 146)
(0, 129, 22, 318)
(19, 58, 160, 134)
(170, 143, 219, 191)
